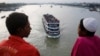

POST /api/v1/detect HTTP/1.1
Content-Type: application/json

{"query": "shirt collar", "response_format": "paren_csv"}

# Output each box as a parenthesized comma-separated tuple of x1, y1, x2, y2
(9, 35, 27, 43)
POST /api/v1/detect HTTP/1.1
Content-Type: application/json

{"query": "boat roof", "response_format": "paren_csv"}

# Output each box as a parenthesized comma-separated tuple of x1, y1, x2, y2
(43, 14, 59, 23)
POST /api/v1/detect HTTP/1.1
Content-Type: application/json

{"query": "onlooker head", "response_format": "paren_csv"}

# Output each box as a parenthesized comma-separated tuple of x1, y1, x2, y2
(78, 17, 98, 37)
(6, 12, 31, 38)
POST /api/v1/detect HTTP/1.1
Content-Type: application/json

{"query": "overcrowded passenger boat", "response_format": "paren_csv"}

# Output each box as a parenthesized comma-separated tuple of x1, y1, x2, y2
(42, 14, 60, 38)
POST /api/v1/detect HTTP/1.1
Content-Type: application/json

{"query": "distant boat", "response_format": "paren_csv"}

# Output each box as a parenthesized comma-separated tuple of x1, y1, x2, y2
(88, 4, 97, 11)
(50, 5, 53, 8)
(42, 14, 60, 38)
(60, 6, 62, 8)
(89, 7, 97, 11)
(40, 5, 41, 7)
(1, 15, 6, 19)
(96, 8, 100, 12)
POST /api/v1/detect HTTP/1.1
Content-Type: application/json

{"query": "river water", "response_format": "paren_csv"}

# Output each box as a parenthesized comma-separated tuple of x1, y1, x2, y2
(0, 5, 100, 56)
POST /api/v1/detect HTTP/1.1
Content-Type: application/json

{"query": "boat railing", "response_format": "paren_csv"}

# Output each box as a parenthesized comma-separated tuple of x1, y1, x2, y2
(47, 30, 60, 32)
(45, 25, 59, 29)
(48, 29, 60, 32)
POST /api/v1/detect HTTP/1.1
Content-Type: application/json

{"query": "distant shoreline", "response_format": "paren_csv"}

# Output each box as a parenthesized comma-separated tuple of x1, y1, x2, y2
(0, 3, 26, 11)
(0, 2, 100, 12)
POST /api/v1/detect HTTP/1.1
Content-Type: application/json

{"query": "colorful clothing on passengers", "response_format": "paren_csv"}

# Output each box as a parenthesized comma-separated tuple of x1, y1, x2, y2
(0, 35, 40, 56)
(71, 35, 100, 56)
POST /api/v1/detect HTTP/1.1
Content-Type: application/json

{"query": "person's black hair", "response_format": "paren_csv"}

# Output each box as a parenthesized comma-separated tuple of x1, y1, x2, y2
(79, 18, 95, 37)
(6, 12, 28, 35)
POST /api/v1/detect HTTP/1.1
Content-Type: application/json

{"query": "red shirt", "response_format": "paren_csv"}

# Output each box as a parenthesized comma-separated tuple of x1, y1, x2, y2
(0, 35, 40, 56)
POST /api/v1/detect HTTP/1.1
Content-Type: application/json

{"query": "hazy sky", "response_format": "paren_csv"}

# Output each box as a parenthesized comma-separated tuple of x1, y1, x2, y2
(0, 0, 100, 3)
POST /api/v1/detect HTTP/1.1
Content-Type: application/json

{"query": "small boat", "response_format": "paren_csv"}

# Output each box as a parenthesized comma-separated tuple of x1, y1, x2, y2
(42, 14, 60, 38)
(1, 15, 6, 19)
(89, 7, 97, 11)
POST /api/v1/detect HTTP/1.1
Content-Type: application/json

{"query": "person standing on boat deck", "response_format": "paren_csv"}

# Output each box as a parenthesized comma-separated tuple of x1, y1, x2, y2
(0, 12, 40, 56)
(71, 17, 100, 56)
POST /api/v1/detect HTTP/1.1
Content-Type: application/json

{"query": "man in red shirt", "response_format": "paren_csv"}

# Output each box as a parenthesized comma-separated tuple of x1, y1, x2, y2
(0, 12, 40, 56)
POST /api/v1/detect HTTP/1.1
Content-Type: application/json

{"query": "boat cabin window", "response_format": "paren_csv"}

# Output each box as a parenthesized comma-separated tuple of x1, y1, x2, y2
(48, 24, 59, 27)
(48, 31, 60, 35)
(48, 28, 59, 31)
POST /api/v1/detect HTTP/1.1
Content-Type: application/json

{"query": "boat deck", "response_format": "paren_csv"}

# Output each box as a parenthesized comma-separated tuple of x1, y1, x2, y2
(43, 14, 59, 23)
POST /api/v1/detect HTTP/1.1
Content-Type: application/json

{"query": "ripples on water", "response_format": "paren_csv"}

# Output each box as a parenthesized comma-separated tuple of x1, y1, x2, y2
(0, 5, 100, 56)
